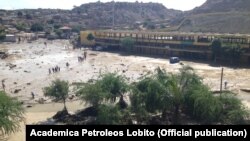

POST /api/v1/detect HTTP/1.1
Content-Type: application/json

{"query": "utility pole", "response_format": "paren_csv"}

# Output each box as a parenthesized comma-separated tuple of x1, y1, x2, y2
(220, 67, 224, 96)
(112, 0, 115, 30)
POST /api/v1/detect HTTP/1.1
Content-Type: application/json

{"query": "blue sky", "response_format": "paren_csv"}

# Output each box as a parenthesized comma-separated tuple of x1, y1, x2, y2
(0, 0, 206, 11)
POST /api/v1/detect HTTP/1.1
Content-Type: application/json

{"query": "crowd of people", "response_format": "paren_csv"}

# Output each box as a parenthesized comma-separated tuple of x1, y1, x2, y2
(49, 66, 61, 74)
(78, 51, 87, 62)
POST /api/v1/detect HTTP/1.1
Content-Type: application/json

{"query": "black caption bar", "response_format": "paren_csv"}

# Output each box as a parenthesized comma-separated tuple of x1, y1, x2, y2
(26, 125, 249, 141)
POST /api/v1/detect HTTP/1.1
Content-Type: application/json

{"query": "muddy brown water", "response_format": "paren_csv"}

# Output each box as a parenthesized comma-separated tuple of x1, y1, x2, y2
(0, 39, 250, 141)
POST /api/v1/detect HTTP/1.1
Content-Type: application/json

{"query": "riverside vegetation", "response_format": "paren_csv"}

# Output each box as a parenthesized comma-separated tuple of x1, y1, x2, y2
(42, 66, 250, 125)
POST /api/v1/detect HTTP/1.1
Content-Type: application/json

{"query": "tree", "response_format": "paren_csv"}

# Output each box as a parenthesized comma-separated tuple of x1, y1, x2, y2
(43, 79, 69, 111)
(15, 23, 27, 31)
(211, 39, 222, 63)
(121, 37, 135, 52)
(72, 26, 81, 33)
(77, 73, 129, 124)
(219, 93, 249, 124)
(54, 24, 62, 29)
(77, 82, 107, 108)
(0, 91, 24, 135)
(222, 44, 244, 65)
(87, 33, 95, 41)
(0, 26, 6, 41)
(17, 11, 23, 17)
(130, 77, 169, 124)
(77, 73, 128, 107)
(96, 105, 122, 124)
(25, 14, 32, 20)
(167, 66, 202, 124)
(98, 73, 128, 103)
(185, 84, 222, 124)
(30, 23, 44, 32)
(143, 19, 156, 30)
(130, 66, 202, 124)
(55, 29, 63, 38)
(47, 19, 54, 24)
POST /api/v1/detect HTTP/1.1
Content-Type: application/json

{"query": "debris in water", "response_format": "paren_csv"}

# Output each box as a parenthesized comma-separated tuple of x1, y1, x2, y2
(14, 89, 21, 93)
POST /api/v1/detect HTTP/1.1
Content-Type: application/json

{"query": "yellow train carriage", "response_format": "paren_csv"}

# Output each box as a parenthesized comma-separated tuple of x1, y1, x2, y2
(80, 31, 95, 46)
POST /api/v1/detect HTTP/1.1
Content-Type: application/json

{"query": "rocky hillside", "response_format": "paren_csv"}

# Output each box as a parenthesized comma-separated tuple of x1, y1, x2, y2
(1, 1, 250, 34)
(0, 2, 182, 32)
(178, 0, 250, 33)
(191, 0, 250, 14)
(72, 2, 182, 29)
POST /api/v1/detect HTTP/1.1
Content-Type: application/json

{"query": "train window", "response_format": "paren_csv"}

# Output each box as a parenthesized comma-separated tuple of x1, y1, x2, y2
(116, 33, 120, 37)
(138, 34, 142, 39)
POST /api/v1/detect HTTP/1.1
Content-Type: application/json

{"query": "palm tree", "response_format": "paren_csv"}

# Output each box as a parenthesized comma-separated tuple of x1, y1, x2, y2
(130, 69, 171, 124)
(167, 66, 202, 124)
(185, 84, 222, 124)
(219, 93, 249, 124)
(0, 91, 24, 135)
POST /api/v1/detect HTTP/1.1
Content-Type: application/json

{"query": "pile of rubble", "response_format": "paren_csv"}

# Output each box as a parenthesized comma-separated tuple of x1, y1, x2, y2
(0, 51, 8, 59)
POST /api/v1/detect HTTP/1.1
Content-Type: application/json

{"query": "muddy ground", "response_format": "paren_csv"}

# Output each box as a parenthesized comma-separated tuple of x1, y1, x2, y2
(0, 39, 250, 141)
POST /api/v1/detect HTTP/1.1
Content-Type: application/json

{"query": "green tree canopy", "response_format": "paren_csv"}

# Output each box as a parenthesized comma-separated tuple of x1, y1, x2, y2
(222, 44, 244, 64)
(17, 11, 23, 17)
(96, 105, 122, 124)
(0, 91, 24, 135)
(219, 93, 249, 124)
(15, 23, 27, 31)
(25, 14, 32, 20)
(30, 23, 44, 32)
(78, 73, 128, 106)
(121, 37, 135, 52)
(98, 73, 128, 103)
(0, 26, 6, 41)
(43, 79, 69, 110)
(76, 67, 249, 125)
(77, 82, 107, 108)
(87, 33, 95, 41)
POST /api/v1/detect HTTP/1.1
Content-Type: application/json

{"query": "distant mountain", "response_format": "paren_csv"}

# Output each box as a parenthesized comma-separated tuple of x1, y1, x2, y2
(178, 0, 250, 33)
(0, 2, 182, 31)
(191, 0, 250, 14)
(72, 2, 182, 29)
(1, 1, 250, 34)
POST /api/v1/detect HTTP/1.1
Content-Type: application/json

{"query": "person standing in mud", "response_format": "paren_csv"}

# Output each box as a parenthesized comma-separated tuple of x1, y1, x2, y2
(66, 62, 69, 68)
(31, 92, 35, 99)
(52, 67, 55, 73)
(84, 51, 87, 60)
(49, 68, 51, 74)
(2, 80, 5, 92)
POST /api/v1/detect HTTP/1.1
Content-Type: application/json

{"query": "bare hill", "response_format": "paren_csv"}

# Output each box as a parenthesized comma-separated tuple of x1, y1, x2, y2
(178, 0, 250, 33)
